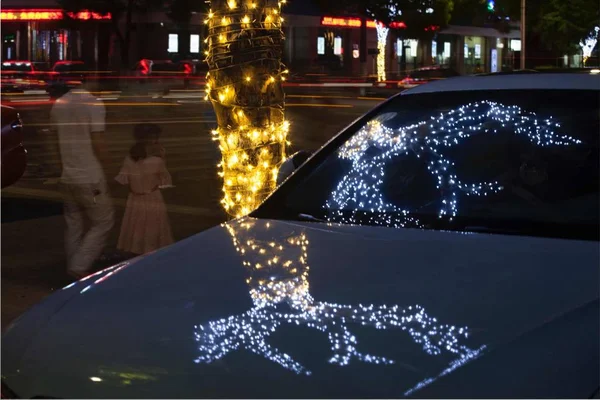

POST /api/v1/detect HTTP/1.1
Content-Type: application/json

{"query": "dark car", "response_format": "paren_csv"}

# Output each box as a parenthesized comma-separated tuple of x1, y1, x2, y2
(1, 105, 27, 188)
(398, 66, 460, 89)
(50, 61, 91, 82)
(134, 59, 192, 93)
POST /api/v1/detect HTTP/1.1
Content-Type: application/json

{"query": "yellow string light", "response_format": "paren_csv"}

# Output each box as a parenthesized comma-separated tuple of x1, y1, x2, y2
(205, 1, 289, 218)
(376, 23, 389, 82)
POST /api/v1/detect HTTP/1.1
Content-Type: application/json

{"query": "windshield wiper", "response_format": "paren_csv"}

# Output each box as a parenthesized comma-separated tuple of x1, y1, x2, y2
(296, 213, 326, 222)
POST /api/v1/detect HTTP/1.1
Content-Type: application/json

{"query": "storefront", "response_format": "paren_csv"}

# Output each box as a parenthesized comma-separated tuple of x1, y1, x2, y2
(282, 14, 521, 77)
(0, 9, 112, 69)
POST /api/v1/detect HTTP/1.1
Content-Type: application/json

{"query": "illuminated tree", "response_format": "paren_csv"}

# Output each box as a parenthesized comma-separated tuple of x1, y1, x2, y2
(375, 24, 389, 81)
(580, 26, 599, 66)
(314, 0, 453, 77)
(533, 0, 599, 56)
(205, 0, 289, 217)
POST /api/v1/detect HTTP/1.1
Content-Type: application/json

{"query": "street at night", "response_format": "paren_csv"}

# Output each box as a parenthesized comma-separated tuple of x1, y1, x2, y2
(2, 0, 598, 396)
(1, 88, 388, 325)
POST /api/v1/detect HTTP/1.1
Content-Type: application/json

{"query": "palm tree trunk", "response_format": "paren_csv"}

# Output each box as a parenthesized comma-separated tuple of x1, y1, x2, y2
(206, 0, 288, 217)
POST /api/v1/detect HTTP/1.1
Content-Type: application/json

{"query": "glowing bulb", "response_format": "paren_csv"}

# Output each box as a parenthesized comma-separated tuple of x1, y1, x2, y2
(245, 76, 251, 82)
(219, 34, 226, 43)
(228, 0, 237, 9)
(242, 15, 250, 24)
(250, 2, 257, 8)
(208, 11, 214, 18)
(269, 76, 275, 83)
(219, 93, 226, 102)
(221, 17, 229, 25)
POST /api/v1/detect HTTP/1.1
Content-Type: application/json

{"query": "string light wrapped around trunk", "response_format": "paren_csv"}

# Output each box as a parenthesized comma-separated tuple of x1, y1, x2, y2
(205, 0, 289, 218)
(375, 22, 389, 82)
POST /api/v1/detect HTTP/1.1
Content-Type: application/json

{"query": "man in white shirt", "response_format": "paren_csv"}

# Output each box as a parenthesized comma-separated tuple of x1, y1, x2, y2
(51, 83, 114, 278)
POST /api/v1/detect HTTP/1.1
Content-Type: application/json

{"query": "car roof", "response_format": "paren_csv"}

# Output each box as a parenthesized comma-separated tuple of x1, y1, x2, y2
(401, 72, 600, 95)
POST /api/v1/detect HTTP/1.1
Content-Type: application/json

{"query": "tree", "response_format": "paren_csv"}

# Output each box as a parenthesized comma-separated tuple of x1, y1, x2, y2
(534, 0, 599, 56)
(314, 0, 454, 77)
(57, 0, 164, 69)
(370, 0, 454, 80)
(205, 0, 289, 217)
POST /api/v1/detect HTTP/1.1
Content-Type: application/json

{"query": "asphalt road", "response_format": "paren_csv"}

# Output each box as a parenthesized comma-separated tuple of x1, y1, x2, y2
(1, 87, 392, 327)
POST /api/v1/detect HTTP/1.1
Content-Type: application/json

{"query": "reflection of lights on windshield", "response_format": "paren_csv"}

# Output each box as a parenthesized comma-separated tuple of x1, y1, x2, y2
(89, 376, 102, 382)
(194, 220, 485, 381)
(328, 100, 582, 228)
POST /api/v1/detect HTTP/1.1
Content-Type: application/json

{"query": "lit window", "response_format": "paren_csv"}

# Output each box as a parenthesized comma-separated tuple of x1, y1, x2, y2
(409, 40, 418, 57)
(396, 39, 402, 56)
(334, 37, 342, 55)
(190, 34, 200, 53)
(431, 41, 437, 58)
(443, 42, 451, 58)
(317, 37, 325, 55)
(510, 39, 521, 51)
(168, 33, 178, 53)
(474, 44, 481, 59)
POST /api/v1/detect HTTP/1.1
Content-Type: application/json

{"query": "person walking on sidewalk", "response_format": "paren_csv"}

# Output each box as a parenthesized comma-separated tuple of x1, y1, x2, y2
(115, 123, 174, 255)
(50, 82, 114, 279)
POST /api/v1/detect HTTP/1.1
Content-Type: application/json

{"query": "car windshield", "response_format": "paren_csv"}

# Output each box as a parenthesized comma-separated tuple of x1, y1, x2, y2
(265, 89, 599, 241)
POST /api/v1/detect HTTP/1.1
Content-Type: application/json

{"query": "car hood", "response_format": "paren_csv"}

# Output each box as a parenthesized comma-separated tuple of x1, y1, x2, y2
(2, 218, 599, 398)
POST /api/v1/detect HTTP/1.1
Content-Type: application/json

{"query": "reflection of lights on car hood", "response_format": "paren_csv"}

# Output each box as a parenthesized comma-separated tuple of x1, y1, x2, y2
(62, 260, 133, 294)
(194, 219, 486, 394)
(327, 100, 581, 228)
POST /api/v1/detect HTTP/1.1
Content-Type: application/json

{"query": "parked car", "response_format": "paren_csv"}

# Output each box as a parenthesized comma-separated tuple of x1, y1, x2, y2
(0, 61, 48, 92)
(2, 73, 599, 398)
(1, 105, 27, 188)
(398, 66, 460, 89)
(45, 61, 93, 93)
(51, 60, 89, 80)
(134, 59, 191, 93)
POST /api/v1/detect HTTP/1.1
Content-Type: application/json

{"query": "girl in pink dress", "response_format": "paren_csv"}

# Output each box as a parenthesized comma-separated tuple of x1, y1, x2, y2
(115, 123, 174, 255)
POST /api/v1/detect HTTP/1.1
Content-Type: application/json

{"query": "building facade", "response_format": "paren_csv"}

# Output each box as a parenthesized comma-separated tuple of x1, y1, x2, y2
(1, 0, 522, 76)
(282, 14, 522, 77)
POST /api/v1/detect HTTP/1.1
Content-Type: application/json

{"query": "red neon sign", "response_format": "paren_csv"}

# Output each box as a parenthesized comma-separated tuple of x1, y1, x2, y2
(321, 16, 406, 29)
(0, 9, 111, 21)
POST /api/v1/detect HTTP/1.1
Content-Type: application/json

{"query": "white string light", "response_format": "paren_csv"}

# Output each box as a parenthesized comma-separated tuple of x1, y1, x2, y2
(326, 100, 582, 228)
(580, 26, 599, 66)
(193, 219, 485, 381)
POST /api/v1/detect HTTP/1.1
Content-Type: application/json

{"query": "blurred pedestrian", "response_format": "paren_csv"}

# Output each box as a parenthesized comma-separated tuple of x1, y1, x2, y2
(115, 123, 174, 255)
(50, 81, 114, 279)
